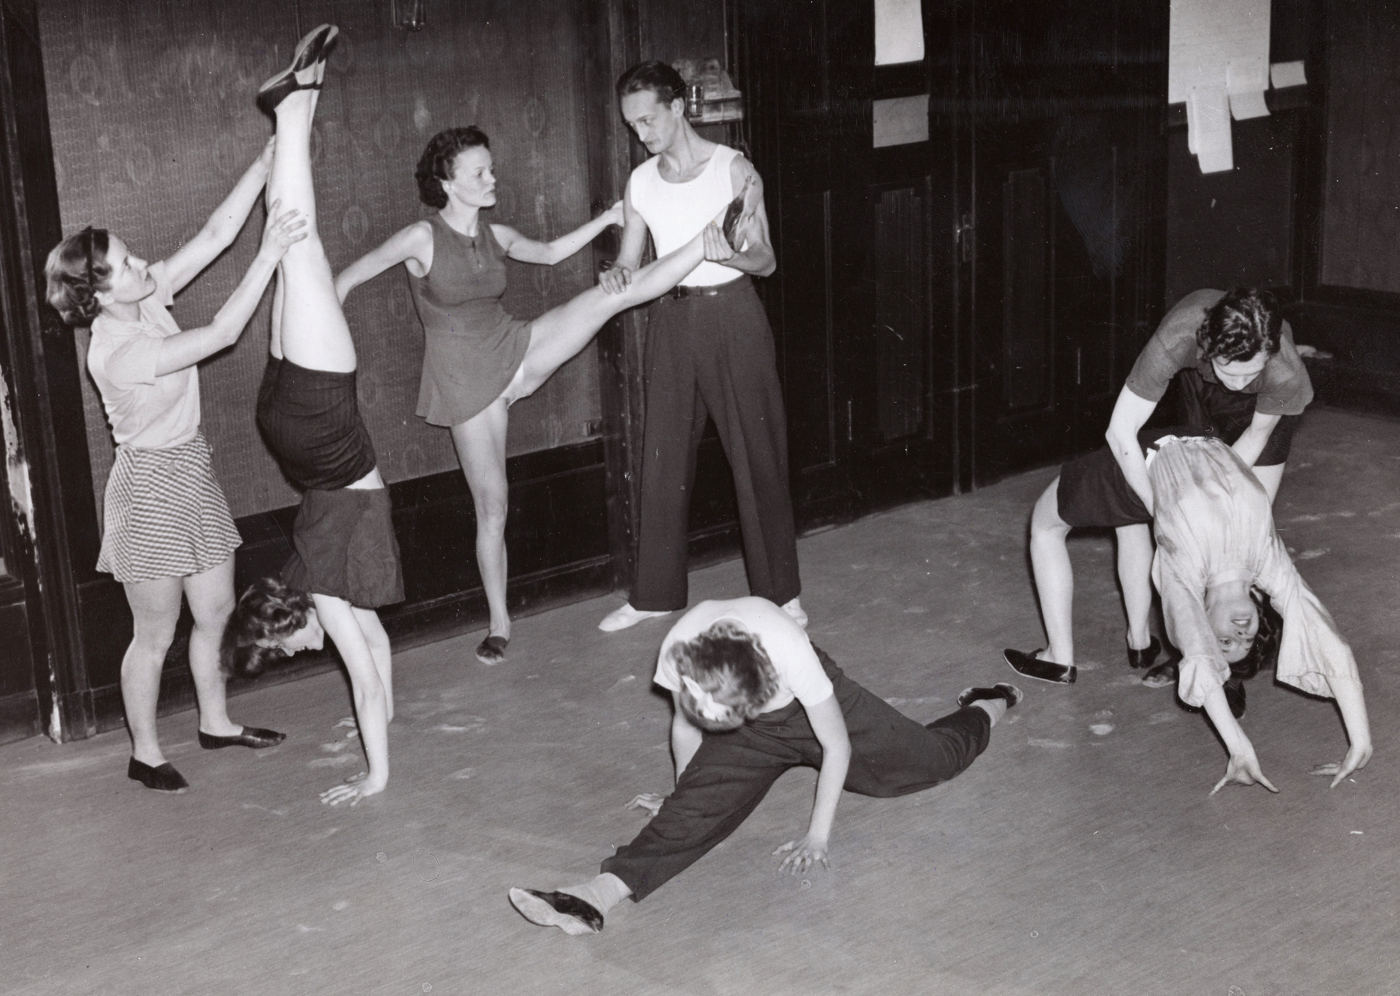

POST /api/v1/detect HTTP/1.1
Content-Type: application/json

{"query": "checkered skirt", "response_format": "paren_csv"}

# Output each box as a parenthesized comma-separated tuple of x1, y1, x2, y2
(97, 433, 242, 583)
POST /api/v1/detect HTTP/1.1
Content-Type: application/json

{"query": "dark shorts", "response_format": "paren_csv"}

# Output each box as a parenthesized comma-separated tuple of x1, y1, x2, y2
(282, 487, 404, 609)
(1055, 425, 1213, 529)
(258, 356, 378, 491)
(1176, 368, 1301, 467)
(1057, 447, 1152, 529)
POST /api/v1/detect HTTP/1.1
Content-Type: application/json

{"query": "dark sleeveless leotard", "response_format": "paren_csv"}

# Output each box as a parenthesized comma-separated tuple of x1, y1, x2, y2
(406, 215, 532, 427)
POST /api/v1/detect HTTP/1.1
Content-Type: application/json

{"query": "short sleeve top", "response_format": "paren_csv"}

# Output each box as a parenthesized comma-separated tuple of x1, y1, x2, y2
(653, 598, 834, 714)
(87, 261, 201, 449)
(1124, 288, 1313, 417)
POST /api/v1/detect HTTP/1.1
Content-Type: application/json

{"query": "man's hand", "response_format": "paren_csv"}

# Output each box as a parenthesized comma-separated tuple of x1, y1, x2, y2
(702, 222, 736, 264)
(599, 263, 633, 294)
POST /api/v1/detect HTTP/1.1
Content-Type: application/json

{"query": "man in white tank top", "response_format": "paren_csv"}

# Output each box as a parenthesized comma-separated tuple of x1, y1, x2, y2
(597, 61, 805, 634)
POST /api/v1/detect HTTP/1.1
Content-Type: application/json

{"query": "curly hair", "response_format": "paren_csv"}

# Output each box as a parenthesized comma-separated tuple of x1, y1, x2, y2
(221, 577, 315, 677)
(414, 126, 490, 209)
(667, 621, 781, 731)
(45, 227, 112, 327)
(1197, 287, 1282, 364)
(616, 60, 686, 105)
(1230, 588, 1284, 682)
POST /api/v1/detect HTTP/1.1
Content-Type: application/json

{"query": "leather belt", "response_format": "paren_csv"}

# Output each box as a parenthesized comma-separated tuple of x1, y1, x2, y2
(668, 276, 750, 300)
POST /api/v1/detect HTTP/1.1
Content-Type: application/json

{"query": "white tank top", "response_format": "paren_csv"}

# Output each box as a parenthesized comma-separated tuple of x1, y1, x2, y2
(629, 143, 742, 287)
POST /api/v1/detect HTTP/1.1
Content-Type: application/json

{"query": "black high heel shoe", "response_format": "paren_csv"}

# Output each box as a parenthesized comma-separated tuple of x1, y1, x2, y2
(257, 24, 338, 116)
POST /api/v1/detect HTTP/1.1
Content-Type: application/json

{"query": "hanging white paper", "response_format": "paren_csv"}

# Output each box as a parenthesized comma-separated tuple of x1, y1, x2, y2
(1188, 87, 1234, 173)
(1227, 56, 1270, 119)
(1270, 60, 1307, 88)
(872, 94, 929, 148)
(1168, 0, 1271, 104)
(875, 0, 925, 66)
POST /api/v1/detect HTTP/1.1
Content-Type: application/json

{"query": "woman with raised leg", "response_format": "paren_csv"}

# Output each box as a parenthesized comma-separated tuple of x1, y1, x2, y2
(336, 128, 756, 665)
(221, 25, 401, 806)
(45, 141, 303, 793)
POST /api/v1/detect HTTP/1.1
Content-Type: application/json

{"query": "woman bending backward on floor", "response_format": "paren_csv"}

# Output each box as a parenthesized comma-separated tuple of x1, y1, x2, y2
(44, 140, 303, 794)
(1147, 435, 1371, 795)
(1023, 289, 1312, 683)
(508, 597, 1020, 935)
(335, 126, 755, 666)
(220, 25, 403, 805)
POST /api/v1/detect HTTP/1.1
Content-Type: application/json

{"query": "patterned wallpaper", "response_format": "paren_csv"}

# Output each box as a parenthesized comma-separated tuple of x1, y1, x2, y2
(39, 0, 604, 519)
(1320, 0, 1400, 293)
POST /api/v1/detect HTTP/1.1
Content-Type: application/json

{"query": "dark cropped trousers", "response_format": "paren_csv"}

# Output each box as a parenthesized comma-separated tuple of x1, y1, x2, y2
(601, 646, 992, 901)
(630, 277, 801, 611)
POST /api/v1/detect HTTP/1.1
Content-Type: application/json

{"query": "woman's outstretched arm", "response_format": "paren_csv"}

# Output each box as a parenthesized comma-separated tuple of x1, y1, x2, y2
(494, 200, 623, 266)
(154, 202, 304, 376)
(161, 138, 277, 295)
(773, 693, 850, 873)
(1104, 387, 1159, 514)
(316, 595, 390, 805)
(1314, 676, 1373, 788)
(1202, 689, 1279, 797)
(335, 220, 434, 303)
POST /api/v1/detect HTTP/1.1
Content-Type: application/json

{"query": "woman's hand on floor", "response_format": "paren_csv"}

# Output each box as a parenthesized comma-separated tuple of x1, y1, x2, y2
(625, 793, 665, 818)
(321, 770, 386, 806)
(773, 834, 830, 875)
(1312, 739, 1373, 788)
(1210, 752, 1279, 797)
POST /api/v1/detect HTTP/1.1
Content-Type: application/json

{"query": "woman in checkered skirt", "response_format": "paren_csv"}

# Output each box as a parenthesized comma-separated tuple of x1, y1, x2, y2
(45, 140, 305, 794)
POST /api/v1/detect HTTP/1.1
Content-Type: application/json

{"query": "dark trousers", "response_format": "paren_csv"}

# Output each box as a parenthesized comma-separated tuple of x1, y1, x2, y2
(631, 278, 801, 611)
(1176, 369, 1301, 467)
(601, 647, 992, 901)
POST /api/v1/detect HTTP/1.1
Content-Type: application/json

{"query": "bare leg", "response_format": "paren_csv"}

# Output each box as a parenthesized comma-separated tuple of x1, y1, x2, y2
(182, 557, 242, 736)
(508, 223, 729, 402)
(450, 398, 511, 641)
(315, 593, 389, 804)
(268, 88, 355, 372)
(120, 577, 184, 766)
(1115, 523, 1154, 651)
(1029, 478, 1075, 666)
(350, 605, 393, 723)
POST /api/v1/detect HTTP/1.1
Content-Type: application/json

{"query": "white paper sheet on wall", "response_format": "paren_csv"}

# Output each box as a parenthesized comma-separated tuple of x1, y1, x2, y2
(1271, 60, 1307, 88)
(1170, 0, 1272, 173)
(872, 94, 929, 147)
(875, 0, 925, 66)
(1187, 87, 1234, 172)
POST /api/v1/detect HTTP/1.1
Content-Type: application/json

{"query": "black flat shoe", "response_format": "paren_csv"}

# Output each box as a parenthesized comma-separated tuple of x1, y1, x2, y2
(1126, 636, 1162, 670)
(1003, 648, 1076, 684)
(721, 193, 745, 250)
(475, 634, 508, 666)
(957, 682, 1025, 709)
(290, 24, 338, 73)
(508, 888, 603, 935)
(1141, 656, 1179, 689)
(198, 726, 287, 750)
(128, 757, 189, 793)
(256, 73, 323, 116)
(1223, 677, 1246, 719)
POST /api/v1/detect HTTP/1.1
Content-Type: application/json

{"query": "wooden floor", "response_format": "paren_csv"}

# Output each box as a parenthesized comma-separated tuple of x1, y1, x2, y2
(5, 407, 1397, 996)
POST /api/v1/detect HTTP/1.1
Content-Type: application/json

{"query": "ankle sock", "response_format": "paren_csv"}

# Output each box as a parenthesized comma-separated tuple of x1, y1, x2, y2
(559, 873, 632, 914)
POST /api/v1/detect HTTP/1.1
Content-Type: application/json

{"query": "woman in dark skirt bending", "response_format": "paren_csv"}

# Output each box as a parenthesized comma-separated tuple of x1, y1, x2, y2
(44, 141, 303, 793)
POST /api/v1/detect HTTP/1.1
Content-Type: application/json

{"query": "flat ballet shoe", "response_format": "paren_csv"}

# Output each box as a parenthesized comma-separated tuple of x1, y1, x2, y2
(290, 24, 339, 73)
(1003, 647, 1076, 684)
(508, 888, 603, 935)
(1126, 636, 1162, 670)
(475, 635, 508, 666)
(598, 603, 672, 633)
(1141, 656, 1179, 689)
(721, 194, 745, 250)
(198, 726, 287, 750)
(127, 757, 189, 793)
(957, 682, 1025, 709)
(256, 72, 323, 116)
